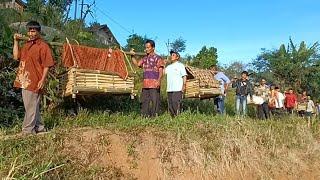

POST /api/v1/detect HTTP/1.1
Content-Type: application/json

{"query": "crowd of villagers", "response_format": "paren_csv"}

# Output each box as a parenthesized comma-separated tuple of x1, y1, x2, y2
(222, 70, 320, 126)
(12, 20, 320, 136)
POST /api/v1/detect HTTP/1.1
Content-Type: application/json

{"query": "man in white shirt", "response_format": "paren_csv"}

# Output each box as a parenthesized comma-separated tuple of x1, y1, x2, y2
(306, 96, 315, 126)
(274, 86, 285, 116)
(165, 50, 187, 117)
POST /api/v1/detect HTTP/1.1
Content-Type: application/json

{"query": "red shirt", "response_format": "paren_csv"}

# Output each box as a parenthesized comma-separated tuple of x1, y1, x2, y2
(285, 93, 297, 108)
(14, 38, 54, 93)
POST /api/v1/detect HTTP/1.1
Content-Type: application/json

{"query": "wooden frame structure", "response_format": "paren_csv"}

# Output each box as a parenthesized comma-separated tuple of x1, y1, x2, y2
(184, 66, 221, 99)
(59, 68, 137, 98)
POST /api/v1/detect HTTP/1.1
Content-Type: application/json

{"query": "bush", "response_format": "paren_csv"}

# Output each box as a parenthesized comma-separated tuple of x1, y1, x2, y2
(0, 18, 24, 127)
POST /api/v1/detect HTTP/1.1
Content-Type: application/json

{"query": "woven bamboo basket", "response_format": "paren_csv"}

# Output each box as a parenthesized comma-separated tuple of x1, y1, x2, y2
(184, 66, 221, 99)
(59, 68, 136, 98)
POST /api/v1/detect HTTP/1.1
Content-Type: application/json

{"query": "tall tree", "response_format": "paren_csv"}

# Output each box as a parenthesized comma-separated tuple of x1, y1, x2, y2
(222, 61, 247, 79)
(25, 0, 73, 28)
(170, 37, 186, 53)
(124, 34, 148, 53)
(191, 46, 218, 69)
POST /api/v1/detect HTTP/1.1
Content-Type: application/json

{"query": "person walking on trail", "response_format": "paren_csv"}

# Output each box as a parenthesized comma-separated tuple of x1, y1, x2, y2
(165, 50, 187, 117)
(272, 86, 285, 116)
(13, 21, 55, 135)
(254, 78, 270, 119)
(131, 39, 165, 118)
(305, 96, 316, 127)
(297, 90, 308, 117)
(268, 85, 277, 112)
(210, 65, 231, 115)
(316, 101, 320, 119)
(284, 88, 297, 114)
(231, 71, 253, 117)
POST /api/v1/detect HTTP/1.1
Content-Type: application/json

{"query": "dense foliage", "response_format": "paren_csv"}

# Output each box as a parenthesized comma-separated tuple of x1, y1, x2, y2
(251, 38, 320, 98)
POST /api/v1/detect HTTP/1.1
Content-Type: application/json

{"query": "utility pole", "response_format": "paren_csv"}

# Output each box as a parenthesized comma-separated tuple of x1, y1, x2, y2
(79, 0, 95, 21)
(166, 39, 171, 62)
(74, 0, 78, 19)
(80, 0, 84, 20)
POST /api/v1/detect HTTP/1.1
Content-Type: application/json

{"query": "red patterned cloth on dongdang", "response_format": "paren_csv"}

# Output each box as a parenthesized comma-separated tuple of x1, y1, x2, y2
(62, 44, 128, 79)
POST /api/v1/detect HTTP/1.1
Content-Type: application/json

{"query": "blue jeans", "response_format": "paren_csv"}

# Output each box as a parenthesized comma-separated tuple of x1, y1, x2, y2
(236, 95, 247, 116)
(214, 95, 225, 114)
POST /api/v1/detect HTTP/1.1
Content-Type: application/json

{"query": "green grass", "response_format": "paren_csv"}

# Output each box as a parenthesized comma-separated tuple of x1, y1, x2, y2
(1, 92, 320, 179)
(1, 108, 320, 179)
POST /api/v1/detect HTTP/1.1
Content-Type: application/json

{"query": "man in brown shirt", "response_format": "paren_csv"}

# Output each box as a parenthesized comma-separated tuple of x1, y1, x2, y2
(13, 21, 54, 135)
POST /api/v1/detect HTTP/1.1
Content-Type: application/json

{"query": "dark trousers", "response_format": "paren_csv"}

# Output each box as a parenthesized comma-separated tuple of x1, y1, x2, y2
(167, 91, 183, 117)
(286, 107, 294, 114)
(257, 102, 269, 119)
(271, 108, 284, 117)
(141, 88, 160, 117)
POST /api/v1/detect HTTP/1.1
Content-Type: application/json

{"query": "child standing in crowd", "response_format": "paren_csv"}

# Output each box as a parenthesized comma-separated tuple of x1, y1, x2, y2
(254, 79, 270, 119)
(297, 91, 308, 117)
(268, 85, 277, 115)
(274, 86, 285, 116)
(316, 101, 320, 119)
(284, 88, 297, 114)
(306, 96, 316, 127)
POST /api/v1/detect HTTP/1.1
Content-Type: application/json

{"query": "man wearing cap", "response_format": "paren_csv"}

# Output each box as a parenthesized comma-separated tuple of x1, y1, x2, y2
(210, 65, 231, 115)
(131, 39, 165, 117)
(13, 21, 54, 135)
(165, 50, 187, 117)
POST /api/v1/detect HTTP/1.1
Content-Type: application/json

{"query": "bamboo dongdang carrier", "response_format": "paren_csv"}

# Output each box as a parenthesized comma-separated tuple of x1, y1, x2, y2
(184, 66, 221, 99)
(59, 68, 136, 97)
(59, 43, 137, 98)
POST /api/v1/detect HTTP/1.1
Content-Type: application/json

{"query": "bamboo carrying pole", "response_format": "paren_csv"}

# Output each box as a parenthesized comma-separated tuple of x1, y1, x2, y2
(16, 36, 146, 56)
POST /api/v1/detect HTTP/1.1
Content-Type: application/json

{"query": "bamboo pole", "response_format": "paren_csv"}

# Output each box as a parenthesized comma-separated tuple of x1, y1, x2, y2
(16, 36, 146, 56)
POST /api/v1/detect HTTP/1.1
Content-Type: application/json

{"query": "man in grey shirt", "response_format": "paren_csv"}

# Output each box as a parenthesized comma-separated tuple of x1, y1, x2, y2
(210, 65, 231, 115)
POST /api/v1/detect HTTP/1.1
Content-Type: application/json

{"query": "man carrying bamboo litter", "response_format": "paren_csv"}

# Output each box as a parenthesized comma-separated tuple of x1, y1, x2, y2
(13, 21, 54, 135)
(131, 40, 165, 117)
(165, 50, 187, 117)
(210, 65, 231, 115)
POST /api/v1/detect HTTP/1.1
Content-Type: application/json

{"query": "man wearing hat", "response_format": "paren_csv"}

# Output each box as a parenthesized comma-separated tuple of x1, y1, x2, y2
(13, 21, 54, 135)
(165, 50, 187, 117)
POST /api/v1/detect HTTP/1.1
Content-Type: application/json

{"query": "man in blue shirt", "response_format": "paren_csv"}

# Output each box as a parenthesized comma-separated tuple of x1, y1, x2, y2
(165, 50, 187, 117)
(210, 65, 231, 115)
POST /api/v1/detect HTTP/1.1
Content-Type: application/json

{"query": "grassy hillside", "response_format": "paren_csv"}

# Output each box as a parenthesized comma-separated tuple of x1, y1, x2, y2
(1, 109, 320, 179)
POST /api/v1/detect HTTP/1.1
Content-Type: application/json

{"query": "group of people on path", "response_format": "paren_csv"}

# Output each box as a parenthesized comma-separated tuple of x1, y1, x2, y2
(12, 21, 320, 136)
(210, 68, 320, 123)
